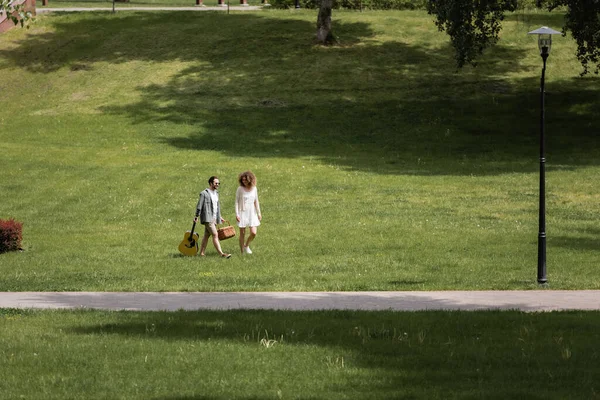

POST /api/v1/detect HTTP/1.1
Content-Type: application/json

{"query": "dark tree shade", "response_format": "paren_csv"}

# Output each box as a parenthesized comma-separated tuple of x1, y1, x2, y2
(426, 0, 518, 68)
(546, 0, 600, 75)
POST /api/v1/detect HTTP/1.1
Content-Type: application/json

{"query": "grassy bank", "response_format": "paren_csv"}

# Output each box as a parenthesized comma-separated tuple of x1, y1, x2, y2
(1, 308, 600, 399)
(0, 10, 598, 291)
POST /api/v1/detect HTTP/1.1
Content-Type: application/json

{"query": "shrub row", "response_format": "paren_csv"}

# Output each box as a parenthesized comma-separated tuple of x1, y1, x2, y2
(268, 0, 541, 11)
(0, 218, 23, 253)
(268, 0, 426, 10)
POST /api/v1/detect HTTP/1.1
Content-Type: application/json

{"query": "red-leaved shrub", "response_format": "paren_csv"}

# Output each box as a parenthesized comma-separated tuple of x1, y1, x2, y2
(0, 218, 23, 253)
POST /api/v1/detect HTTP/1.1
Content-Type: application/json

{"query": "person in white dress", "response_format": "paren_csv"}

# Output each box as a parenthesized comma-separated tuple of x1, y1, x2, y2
(235, 171, 262, 255)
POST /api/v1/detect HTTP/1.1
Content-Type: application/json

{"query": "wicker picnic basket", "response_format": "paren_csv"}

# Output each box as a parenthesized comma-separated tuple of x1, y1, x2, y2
(217, 219, 236, 241)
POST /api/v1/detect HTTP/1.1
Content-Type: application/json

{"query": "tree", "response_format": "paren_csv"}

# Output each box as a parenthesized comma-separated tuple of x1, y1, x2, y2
(426, 0, 518, 68)
(426, 0, 600, 74)
(316, 0, 335, 44)
(1, 0, 34, 28)
(314, 0, 599, 75)
(546, 0, 600, 75)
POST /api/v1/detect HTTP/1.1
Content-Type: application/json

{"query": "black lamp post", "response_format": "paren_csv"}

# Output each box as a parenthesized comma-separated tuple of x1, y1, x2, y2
(527, 26, 561, 284)
(294, 0, 300, 8)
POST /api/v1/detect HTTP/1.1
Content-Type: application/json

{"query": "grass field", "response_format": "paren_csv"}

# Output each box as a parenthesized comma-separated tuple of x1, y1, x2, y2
(1, 307, 600, 399)
(0, 9, 598, 291)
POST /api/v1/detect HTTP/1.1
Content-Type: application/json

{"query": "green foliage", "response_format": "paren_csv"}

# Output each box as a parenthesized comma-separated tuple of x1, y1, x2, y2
(427, 0, 598, 72)
(517, 0, 541, 8)
(269, 0, 543, 10)
(350, 0, 427, 9)
(269, 0, 427, 9)
(544, 0, 600, 75)
(427, 0, 518, 67)
(0, 0, 34, 28)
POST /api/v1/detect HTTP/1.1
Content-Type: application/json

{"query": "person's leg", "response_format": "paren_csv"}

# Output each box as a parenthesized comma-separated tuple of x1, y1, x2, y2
(212, 235, 225, 255)
(245, 226, 257, 249)
(239, 227, 246, 254)
(206, 222, 229, 257)
(200, 224, 210, 256)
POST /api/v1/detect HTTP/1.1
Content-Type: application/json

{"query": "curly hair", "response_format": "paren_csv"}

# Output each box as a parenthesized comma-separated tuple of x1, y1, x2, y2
(238, 171, 256, 187)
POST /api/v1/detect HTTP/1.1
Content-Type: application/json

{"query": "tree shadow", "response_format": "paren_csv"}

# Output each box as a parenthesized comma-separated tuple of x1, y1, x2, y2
(104, 73, 599, 176)
(61, 308, 600, 399)
(2, 11, 598, 176)
(0, 12, 374, 73)
(550, 236, 599, 252)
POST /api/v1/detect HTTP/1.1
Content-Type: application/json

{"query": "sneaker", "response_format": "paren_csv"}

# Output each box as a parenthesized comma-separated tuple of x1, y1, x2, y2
(221, 253, 232, 259)
(244, 246, 252, 254)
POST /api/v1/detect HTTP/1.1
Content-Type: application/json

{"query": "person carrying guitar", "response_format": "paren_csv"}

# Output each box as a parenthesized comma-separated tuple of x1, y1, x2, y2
(195, 176, 232, 258)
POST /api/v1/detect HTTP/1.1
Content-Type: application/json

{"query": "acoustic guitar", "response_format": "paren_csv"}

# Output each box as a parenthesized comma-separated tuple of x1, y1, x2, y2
(178, 213, 200, 256)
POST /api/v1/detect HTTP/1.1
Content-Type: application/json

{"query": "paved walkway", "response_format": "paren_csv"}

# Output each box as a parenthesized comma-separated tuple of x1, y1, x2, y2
(1, 291, 600, 312)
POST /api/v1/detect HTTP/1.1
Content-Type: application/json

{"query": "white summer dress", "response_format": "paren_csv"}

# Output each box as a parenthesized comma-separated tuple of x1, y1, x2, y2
(235, 186, 261, 228)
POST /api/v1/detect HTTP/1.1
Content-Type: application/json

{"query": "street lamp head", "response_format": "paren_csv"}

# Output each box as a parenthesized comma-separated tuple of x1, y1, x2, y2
(528, 26, 562, 56)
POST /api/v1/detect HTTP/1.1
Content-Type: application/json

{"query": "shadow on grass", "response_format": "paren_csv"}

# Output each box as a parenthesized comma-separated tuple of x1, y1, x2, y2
(551, 236, 600, 252)
(60, 308, 600, 398)
(155, 397, 231, 400)
(388, 279, 427, 286)
(0, 12, 372, 72)
(2, 11, 598, 175)
(122, 80, 598, 176)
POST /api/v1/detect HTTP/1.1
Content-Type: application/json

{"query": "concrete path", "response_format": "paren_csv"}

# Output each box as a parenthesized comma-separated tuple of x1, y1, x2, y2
(1, 291, 600, 312)
(36, 5, 263, 13)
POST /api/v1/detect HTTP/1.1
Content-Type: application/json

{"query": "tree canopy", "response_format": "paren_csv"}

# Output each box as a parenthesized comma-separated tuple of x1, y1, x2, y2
(426, 0, 518, 68)
(314, 0, 599, 75)
(426, 0, 600, 75)
(548, 0, 600, 75)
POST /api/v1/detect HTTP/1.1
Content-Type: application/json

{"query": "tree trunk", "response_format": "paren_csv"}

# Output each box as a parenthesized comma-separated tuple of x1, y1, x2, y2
(316, 0, 335, 44)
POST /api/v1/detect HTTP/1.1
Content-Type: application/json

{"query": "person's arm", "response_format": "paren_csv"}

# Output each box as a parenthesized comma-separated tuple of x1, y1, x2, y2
(254, 187, 262, 221)
(216, 192, 223, 224)
(195, 190, 205, 222)
(235, 187, 242, 222)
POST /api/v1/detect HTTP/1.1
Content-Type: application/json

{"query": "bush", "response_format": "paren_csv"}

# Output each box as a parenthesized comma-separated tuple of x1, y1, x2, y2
(0, 218, 23, 253)
(268, 0, 543, 10)
(269, 0, 427, 10)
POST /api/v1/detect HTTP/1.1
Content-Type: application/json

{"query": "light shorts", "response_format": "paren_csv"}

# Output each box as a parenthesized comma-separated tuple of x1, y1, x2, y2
(203, 222, 218, 237)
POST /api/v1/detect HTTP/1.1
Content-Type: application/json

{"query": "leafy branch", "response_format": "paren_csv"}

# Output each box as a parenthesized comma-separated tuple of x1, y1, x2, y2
(1, 0, 34, 28)
(427, 0, 518, 68)
(428, 0, 599, 74)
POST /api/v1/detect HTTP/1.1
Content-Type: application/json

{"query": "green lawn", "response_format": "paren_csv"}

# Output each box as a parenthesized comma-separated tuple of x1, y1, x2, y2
(0, 9, 598, 291)
(1, 308, 599, 399)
